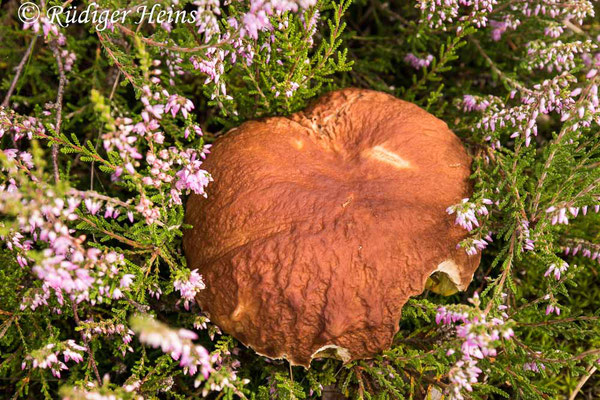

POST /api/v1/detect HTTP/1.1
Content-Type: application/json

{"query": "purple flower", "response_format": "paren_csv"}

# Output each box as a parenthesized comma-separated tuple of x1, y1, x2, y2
(404, 53, 434, 69)
(174, 270, 206, 310)
(132, 315, 215, 380)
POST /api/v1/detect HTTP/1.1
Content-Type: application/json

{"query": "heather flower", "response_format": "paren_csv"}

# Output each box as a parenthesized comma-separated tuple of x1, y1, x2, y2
(404, 53, 434, 69)
(174, 156, 213, 199)
(22, 340, 86, 378)
(184, 124, 204, 139)
(120, 274, 135, 288)
(519, 219, 535, 251)
(544, 261, 569, 280)
(478, 72, 577, 147)
(546, 304, 561, 315)
(0, 150, 132, 309)
(563, 239, 600, 264)
(61, 50, 77, 72)
(174, 270, 206, 310)
(544, 24, 564, 39)
(84, 198, 102, 215)
(135, 195, 161, 225)
(447, 198, 492, 232)
(149, 285, 163, 299)
(131, 315, 215, 379)
(526, 40, 597, 73)
(417, 0, 497, 30)
(24, 17, 60, 42)
(545, 204, 600, 225)
(437, 296, 514, 399)
(523, 361, 546, 373)
(82, 320, 135, 356)
(489, 20, 507, 41)
(165, 94, 195, 118)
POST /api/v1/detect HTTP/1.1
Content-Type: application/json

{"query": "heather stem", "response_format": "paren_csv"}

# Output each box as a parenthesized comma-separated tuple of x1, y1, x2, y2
(72, 302, 102, 383)
(51, 43, 67, 183)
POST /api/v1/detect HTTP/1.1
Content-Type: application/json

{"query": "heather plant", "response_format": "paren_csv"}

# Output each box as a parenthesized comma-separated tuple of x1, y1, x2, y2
(0, 0, 599, 399)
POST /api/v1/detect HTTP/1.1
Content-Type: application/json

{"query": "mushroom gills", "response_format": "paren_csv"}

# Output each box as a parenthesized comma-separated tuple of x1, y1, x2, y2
(425, 259, 464, 296)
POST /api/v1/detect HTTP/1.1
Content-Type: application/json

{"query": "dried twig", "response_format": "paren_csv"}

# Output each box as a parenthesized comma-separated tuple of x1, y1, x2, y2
(2, 37, 37, 108)
(569, 365, 597, 400)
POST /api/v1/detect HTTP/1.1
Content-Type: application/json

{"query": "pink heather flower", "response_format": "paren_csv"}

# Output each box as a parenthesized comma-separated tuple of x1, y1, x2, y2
(544, 262, 569, 280)
(141, 147, 212, 206)
(404, 53, 434, 69)
(437, 300, 514, 399)
(447, 198, 491, 232)
(285, 82, 300, 98)
(546, 206, 578, 225)
(546, 304, 561, 315)
(519, 219, 534, 251)
(175, 161, 212, 198)
(120, 274, 135, 288)
(489, 20, 508, 41)
(149, 285, 162, 299)
(449, 359, 482, 396)
(174, 270, 206, 310)
(24, 17, 60, 41)
(242, 10, 270, 39)
(0, 167, 129, 310)
(462, 95, 490, 112)
(83, 199, 101, 216)
(564, 241, 600, 263)
(436, 307, 469, 325)
(61, 50, 77, 72)
(22, 340, 86, 378)
(135, 196, 160, 225)
(544, 25, 564, 38)
(141, 97, 165, 120)
(523, 361, 546, 373)
(165, 95, 195, 118)
(132, 315, 215, 379)
(184, 125, 204, 139)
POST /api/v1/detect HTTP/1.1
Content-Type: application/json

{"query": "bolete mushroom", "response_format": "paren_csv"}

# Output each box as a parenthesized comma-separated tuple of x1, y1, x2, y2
(183, 88, 480, 367)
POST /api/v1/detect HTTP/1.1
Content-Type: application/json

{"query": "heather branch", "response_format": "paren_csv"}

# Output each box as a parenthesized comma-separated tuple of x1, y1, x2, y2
(530, 76, 600, 217)
(96, 32, 137, 87)
(51, 43, 67, 183)
(517, 316, 599, 327)
(77, 215, 153, 249)
(116, 23, 234, 53)
(469, 37, 531, 93)
(72, 302, 102, 383)
(34, 130, 116, 169)
(513, 338, 600, 364)
(483, 233, 515, 315)
(69, 189, 132, 210)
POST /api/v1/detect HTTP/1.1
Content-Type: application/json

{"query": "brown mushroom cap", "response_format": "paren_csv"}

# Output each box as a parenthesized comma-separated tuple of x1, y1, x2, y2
(183, 88, 480, 367)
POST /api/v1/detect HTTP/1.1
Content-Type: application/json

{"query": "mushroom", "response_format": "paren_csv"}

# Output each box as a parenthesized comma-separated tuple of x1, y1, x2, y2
(183, 88, 480, 367)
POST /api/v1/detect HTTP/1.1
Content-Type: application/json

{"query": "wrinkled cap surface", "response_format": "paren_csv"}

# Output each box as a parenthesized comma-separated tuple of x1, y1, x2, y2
(183, 88, 480, 367)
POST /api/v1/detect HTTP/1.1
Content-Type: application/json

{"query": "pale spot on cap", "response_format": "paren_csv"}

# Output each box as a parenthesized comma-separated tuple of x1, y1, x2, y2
(368, 145, 412, 169)
(292, 138, 304, 150)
